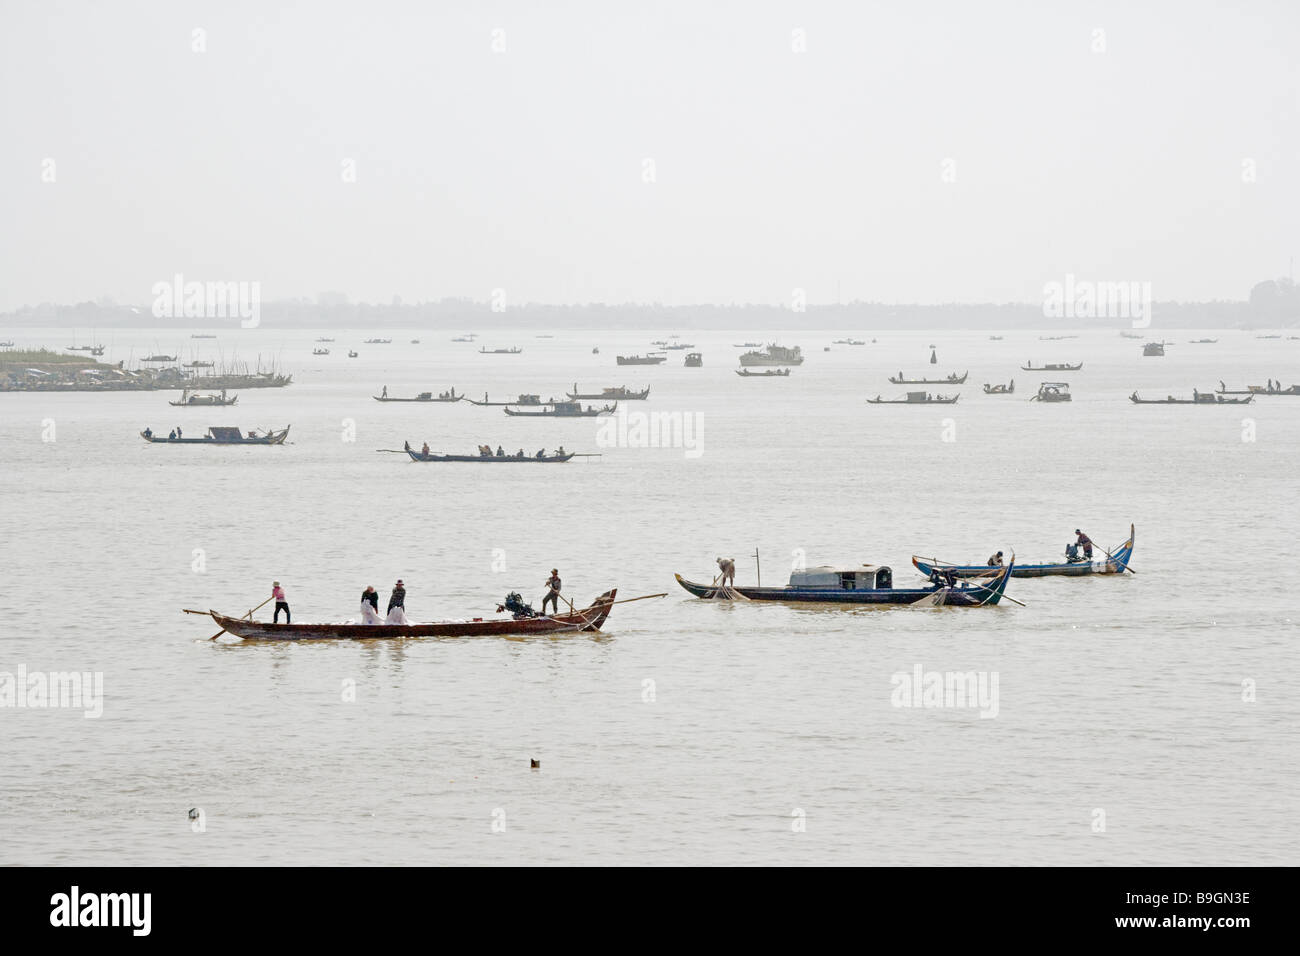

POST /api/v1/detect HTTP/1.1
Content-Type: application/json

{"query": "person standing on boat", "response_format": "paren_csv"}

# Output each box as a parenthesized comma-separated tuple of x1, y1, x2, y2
(541, 569, 562, 615)
(987, 551, 1003, 567)
(1074, 530, 1093, 560)
(388, 580, 406, 615)
(360, 586, 382, 624)
(272, 581, 290, 624)
(176, 426, 182, 439)
(422, 442, 430, 457)
(382, 385, 388, 398)
(716, 557, 735, 586)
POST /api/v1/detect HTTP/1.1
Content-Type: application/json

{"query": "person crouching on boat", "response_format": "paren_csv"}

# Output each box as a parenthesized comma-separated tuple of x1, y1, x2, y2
(386, 580, 407, 624)
(1074, 529, 1093, 560)
(541, 570, 562, 615)
(360, 586, 382, 624)
(272, 581, 290, 623)
(716, 557, 735, 587)
(987, 551, 1004, 567)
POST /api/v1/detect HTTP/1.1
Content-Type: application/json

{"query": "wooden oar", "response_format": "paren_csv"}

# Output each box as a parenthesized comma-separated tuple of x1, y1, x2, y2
(209, 596, 274, 640)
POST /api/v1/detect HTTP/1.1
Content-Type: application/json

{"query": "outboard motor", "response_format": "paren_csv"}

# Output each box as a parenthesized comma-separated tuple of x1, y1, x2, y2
(500, 592, 536, 619)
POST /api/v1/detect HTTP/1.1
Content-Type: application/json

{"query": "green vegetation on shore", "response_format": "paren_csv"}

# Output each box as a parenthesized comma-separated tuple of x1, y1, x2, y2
(0, 348, 104, 366)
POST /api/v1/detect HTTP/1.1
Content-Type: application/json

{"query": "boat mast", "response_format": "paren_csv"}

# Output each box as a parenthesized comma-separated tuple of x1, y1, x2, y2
(753, 547, 761, 587)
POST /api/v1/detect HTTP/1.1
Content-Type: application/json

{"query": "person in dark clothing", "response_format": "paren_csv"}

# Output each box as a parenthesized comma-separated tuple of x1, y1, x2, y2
(362, 587, 379, 611)
(541, 569, 562, 615)
(168, 429, 176, 440)
(1075, 529, 1093, 559)
(496, 445, 504, 457)
(987, 551, 1004, 567)
(143, 427, 152, 439)
(272, 581, 289, 623)
(176, 426, 182, 439)
(388, 580, 406, 613)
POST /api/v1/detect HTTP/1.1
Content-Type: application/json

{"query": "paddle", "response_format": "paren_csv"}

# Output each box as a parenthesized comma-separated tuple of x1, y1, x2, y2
(209, 596, 274, 641)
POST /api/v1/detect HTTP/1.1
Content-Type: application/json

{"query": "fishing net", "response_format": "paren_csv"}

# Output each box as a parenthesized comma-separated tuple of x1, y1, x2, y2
(710, 584, 751, 601)
(911, 589, 949, 607)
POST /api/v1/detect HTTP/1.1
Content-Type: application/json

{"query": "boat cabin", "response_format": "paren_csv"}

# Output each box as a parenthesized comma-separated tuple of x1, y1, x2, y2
(516, 394, 542, 405)
(788, 565, 893, 590)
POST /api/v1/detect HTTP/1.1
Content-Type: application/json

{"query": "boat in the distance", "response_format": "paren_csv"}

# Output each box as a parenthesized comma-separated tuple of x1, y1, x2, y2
(1189, 338, 1218, 344)
(914, 526, 1134, 579)
(183, 360, 214, 368)
(479, 346, 522, 354)
(888, 371, 967, 384)
(169, 389, 238, 407)
(1216, 380, 1300, 396)
(316, 337, 335, 342)
(739, 344, 804, 366)
(1030, 382, 1071, 402)
(1143, 341, 1167, 356)
(867, 391, 958, 404)
(1022, 361, 1082, 371)
(662, 342, 695, 350)
(312, 348, 330, 355)
(374, 389, 462, 403)
(140, 425, 289, 444)
(674, 559, 1014, 607)
(364, 338, 392, 344)
(504, 401, 615, 417)
(567, 384, 649, 400)
(832, 338, 866, 345)
(405, 443, 575, 463)
(347, 350, 359, 358)
(192, 334, 218, 339)
(983, 379, 1014, 394)
(616, 354, 668, 365)
(204, 589, 618, 641)
(684, 352, 702, 367)
(1129, 390, 1252, 405)
(467, 393, 549, 407)
(451, 334, 477, 342)
(67, 344, 106, 356)
(141, 354, 177, 363)
(736, 368, 791, 377)
(732, 341, 763, 348)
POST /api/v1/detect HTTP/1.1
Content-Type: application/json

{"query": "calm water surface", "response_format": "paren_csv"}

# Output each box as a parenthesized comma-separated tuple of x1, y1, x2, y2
(1, 327, 1296, 864)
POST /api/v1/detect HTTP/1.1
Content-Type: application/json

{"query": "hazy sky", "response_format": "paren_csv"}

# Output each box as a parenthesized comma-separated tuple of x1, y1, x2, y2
(1, 0, 1297, 311)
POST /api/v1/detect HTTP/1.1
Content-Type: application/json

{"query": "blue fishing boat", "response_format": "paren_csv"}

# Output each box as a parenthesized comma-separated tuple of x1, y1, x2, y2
(912, 525, 1134, 579)
(674, 556, 1015, 607)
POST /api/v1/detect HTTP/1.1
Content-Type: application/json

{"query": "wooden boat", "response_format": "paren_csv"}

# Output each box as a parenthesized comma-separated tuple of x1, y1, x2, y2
(312, 348, 330, 355)
(684, 352, 702, 367)
(316, 337, 335, 342)
(347, 350, 359, 358)
(983, 379, 1014, 394)
(1039, 334, 1078, 340)
(1129, 390, 1252, 405)
(1022, 361, 1081, 371)
(867, 391, 958, 404)
(1031, 382, 1071, 402)
(170, 389, 238, 407)
(141, 354, 177, 362)
(1216, 381, 1300, 396)
(567, 384, 649, 400)
(184, 360, 214, 368)
(1143, 342, 1166, 356)
(914, 526, 1134, 579)
(374, 390, 462, 403)
(616, 354, 667, 365)
(192, 334, 218, 339)
(364, 338, 392, 344)
(732, 342, 762, 348)
(832, 338, 866, 345)
(1119, 331, 1142, 339)
(140, 425, 289, 444)
(504, 401, 615, 417)
(67, 345, 106, 355)
(888, 371, 968, 384)
(674, 559, 1014, 607)
(479, 346, 522, 354)
(206, 589, 618, 641)
(1189, 339, 1218, 344)
(989, 335, 1004, 341)
(662, 343, 695, 350)
(739, 344, 804, 366)
(451, 335, 477, 342)
(736, 368, 791, 377)
(406, 445, 575, 463)
(467, 393, 547, 407)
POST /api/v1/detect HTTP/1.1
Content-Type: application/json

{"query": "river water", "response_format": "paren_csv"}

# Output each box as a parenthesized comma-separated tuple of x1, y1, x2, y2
(1, 326, 1296, 864)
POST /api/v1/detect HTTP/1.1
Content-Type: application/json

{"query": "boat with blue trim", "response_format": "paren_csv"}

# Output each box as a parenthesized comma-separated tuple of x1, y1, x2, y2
(912, 525, 1134, 579)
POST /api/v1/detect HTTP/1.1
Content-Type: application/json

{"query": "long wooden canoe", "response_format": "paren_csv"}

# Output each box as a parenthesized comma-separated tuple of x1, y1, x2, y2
(913, 525, 1134, 578)
(208, 589, 617, 640)
(674, 561, 1013, 606)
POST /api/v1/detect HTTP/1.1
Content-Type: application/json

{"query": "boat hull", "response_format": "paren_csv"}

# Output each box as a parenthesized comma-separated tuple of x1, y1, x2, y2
(209, 590, 616, 640)
(673, 562, 1012, 606)
(913, 526, 1134, 579)
(406, 450, 574, 462)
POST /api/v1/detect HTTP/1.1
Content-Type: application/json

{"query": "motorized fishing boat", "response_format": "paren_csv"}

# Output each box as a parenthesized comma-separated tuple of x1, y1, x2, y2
(364, 338, 392, 344)
(1129, 390, 1252, 405)
(169, 389, 238, 407)
(1189, 338, 1218, 344)
(867, 390, 958, 404)
(739, 344, 804, 366)
(662, 342, 695, 350)
(67, 344, 106, 356)
(888, 371, 968, 384)
(736, 368, 791, 377)
(989, 335, 1004, 341)
(347, 350, 359, 357)
(1119, 331, 1142, 339)
(316, 337, 335, 342)
(374, 389, 462, 403)
(567, 384, 650, 400)
(1216, 380, 1300, 396)
(404, 443, 576, 463)
(684, 352, 702, 367)
(183, 360, 214, 368)
(674, 558, 1014, 606)
(479, 346, 522, 354)
(1143, 341, 1167, 356)
(140, 425, 289, 444)
(832, 338, 866, 345)
(1031, 382, 1071, 402)
(914, 526, 1134, 579)
(192, 334, 218, 339)
(467, 393, 547, 407)
(141, 354, 177, 362)
(203, 589, 620, 640)
(312, 348, 330, 355)
(616, 354, 668, 365)
(983, 379, 1014, 394)
(451, 334, 478, 342)
(1022, 361, 1082, 371)
(504, 401, 615, 417)
(733, 341, 763, 348)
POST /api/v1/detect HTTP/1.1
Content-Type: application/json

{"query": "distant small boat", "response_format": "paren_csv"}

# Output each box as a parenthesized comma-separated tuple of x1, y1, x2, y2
(312, 348, 330, 355)
(866, 391, 958, 404)
(1039, 334, 1078, 341)
(410, 339, 420, 344)
(183, 360, 214, 368)
(169, 389, 237, 407)
(316, 337, 335, 342)
(374, 390, 462, 403)
(1130, 390, 1252, 405)
(1188, 338, 1218, 344)
(405, 444, 575, 463)
(1022, 361, 1081, 371)
(983, 379, 1014, 394)
(67, 345, 106, 356)
(191, 334, 217, 339)
(989, 335, 1003, 341)
(662, 342, 695, 350)
(1119, 331, 1142, 339)
(736, 368, 791, 377)
(568, 384, 649, 400)
(364, 338, 392, 344)
(1143, 342, 1166, 356)
(684, 352, 702, 367)
(914, 527, 1133, 579)
(592, 347, 600, 354)
(141, 425, 288, 444)
(141, 354, 177, 362)
(479, 346, 522, 354)
(617, 354, 667, 365)
(832, 338, 865, 345)
(732, 342, 763, 348)
(1256, 334, 1282, 340)
(1216, 380, 1300, 396)
(889, 371, 967, 384)
(467, 394, 547, 407)
(348, 350, 359, 358)
(451, 335, 477, 343)
(504, 401, 616, 417)
(739, 345, 803, 367)
(1030, 382, 1072, 402)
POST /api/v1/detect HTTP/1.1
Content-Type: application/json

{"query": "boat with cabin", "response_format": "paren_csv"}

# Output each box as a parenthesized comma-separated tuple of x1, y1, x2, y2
(169, 389, 238, 407)
(140, 425, 289, 444)
(867, 391, 958, 404)
(567, 384, 650, 400)
(914, 526, 1134, 579)
(739, 344, 804, 366)
(1031, 382, 1071, 402)
(374, 389, 462, 403)
(736, 368, 791, 377)
(312, 348, 330, 355)
(685, 352, 702, 367)
(467, 393, 547, 407)
(1143, 341, 1167, 356)
(504, 401, 616, 417)
(888, 371, 968, 384)
(983, 379, 1014, 394)
(1022, 361, 1082, 371)
(1129, 390, 1252, 405)
(617, 354, 668, 365)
